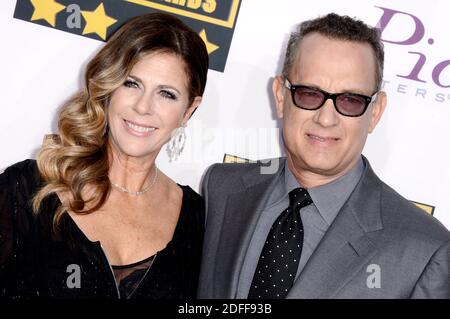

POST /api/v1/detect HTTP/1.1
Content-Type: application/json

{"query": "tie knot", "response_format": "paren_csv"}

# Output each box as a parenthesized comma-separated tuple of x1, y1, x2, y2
(288, 187, 312, 210)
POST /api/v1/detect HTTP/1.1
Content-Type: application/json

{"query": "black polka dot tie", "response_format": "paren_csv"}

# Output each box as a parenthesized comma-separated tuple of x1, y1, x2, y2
(248, 187, 313, 299)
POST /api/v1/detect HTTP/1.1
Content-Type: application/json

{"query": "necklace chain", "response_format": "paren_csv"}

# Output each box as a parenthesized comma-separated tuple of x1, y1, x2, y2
(110, 165, 158, 196)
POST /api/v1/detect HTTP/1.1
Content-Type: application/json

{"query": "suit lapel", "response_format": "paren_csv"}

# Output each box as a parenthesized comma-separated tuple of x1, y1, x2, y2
(288, 159, 384, 298)
(214, 160, 286, 298)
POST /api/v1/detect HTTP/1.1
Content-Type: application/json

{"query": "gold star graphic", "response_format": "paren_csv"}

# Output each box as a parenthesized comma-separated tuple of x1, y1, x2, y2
(30, 0, 65, 27)
(199, 29, 219, 55)
(81, 3, 117, 40)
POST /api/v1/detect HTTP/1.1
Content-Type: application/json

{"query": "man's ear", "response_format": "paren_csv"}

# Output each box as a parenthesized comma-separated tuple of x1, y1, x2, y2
(273, 76, 286, 119)
(368, 91, 387, 133)
(182, 96, 202, 124)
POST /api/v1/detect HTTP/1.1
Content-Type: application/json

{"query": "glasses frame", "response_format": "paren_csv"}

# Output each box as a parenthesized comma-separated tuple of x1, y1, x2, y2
(284, 78, 378, 117)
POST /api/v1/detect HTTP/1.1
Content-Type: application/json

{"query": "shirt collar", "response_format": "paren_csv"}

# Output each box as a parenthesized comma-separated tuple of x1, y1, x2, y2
(284, 157, 365, 226)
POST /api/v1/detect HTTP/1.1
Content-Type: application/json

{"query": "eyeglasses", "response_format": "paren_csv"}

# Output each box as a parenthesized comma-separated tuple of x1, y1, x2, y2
(284, 78, 378, 117)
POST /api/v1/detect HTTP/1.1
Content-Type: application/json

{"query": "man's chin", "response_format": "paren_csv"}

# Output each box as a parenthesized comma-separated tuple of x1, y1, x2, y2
(293, 156, 344, 176)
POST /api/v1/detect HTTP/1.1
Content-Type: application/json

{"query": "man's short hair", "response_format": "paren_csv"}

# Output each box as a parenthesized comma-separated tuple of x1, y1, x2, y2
(282, 13, 384, 91)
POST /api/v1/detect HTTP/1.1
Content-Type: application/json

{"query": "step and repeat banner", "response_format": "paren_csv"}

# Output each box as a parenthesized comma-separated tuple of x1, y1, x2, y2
(1, 0, 449, 229)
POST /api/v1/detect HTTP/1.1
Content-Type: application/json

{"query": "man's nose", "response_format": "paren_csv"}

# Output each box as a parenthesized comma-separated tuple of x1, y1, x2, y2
(312, 98, 339, 127)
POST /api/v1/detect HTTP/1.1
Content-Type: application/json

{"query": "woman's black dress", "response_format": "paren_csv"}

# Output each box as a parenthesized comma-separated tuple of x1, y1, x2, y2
(0, 159, 204, 299)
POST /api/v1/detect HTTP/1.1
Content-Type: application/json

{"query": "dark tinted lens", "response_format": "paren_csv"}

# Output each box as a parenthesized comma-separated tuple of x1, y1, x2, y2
(336, 94, 366, 116)
(294, 87, 324, 109)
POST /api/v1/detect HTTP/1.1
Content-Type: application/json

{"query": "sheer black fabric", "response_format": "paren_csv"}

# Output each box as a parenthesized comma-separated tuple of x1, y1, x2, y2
(112, 254, 156, 299)
(0, 159, 204, 299)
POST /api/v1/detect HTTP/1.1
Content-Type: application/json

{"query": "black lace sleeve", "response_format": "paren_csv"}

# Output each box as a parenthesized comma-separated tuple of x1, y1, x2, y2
(0, 159, 40, 296)
(0, 165, 15, 293)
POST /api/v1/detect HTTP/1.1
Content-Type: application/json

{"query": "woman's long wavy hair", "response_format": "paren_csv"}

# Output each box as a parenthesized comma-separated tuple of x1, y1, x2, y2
(32, 12, 208, 230)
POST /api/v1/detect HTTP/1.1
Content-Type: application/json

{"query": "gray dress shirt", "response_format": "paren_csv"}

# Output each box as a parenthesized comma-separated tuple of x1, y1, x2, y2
(235, 157, 365, 298)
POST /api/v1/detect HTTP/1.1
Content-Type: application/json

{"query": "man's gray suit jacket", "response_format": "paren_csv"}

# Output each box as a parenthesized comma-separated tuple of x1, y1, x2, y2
(198, 157, 450, 298)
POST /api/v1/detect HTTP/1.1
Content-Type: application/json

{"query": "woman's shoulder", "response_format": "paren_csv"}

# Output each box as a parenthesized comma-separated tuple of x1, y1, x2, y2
(1, 158, 40, 182)
(177, 184, 205, 226)
(0, 159, 41, 197)
(179, 184, 204, 209)
(2, 158, 38, 173)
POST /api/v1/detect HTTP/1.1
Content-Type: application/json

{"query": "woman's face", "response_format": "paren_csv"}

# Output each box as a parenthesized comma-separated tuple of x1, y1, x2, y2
(107, 52, 201, 161)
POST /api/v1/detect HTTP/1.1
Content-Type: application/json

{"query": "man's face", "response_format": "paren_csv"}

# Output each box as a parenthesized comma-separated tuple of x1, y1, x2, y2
(273, 33, 386, 184)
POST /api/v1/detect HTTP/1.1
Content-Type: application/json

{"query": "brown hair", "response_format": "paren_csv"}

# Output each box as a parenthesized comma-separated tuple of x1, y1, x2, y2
(32, 13, 208, 229)
(282, 13, 384, 91)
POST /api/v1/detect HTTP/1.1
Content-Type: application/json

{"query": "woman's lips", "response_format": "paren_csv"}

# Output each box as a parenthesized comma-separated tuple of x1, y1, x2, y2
(123, 119, 157, 137)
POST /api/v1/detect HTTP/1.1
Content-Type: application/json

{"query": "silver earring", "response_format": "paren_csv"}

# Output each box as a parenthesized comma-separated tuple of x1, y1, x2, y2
(166, 124, 186, 162)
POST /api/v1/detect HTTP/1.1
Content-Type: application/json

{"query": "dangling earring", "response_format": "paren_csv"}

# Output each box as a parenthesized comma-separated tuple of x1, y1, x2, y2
(166, 124, 186, 162)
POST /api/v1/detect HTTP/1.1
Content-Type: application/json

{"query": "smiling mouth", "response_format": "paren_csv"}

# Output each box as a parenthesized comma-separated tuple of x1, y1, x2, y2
(306, 133, 339, 142)
(124, 120, 156, 133)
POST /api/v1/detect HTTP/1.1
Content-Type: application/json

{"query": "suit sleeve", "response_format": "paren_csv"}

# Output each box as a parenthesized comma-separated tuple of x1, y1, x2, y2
(197, 163, 220, 298)
(200, 163, 219, 226)
(410, 239, 450, 299)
